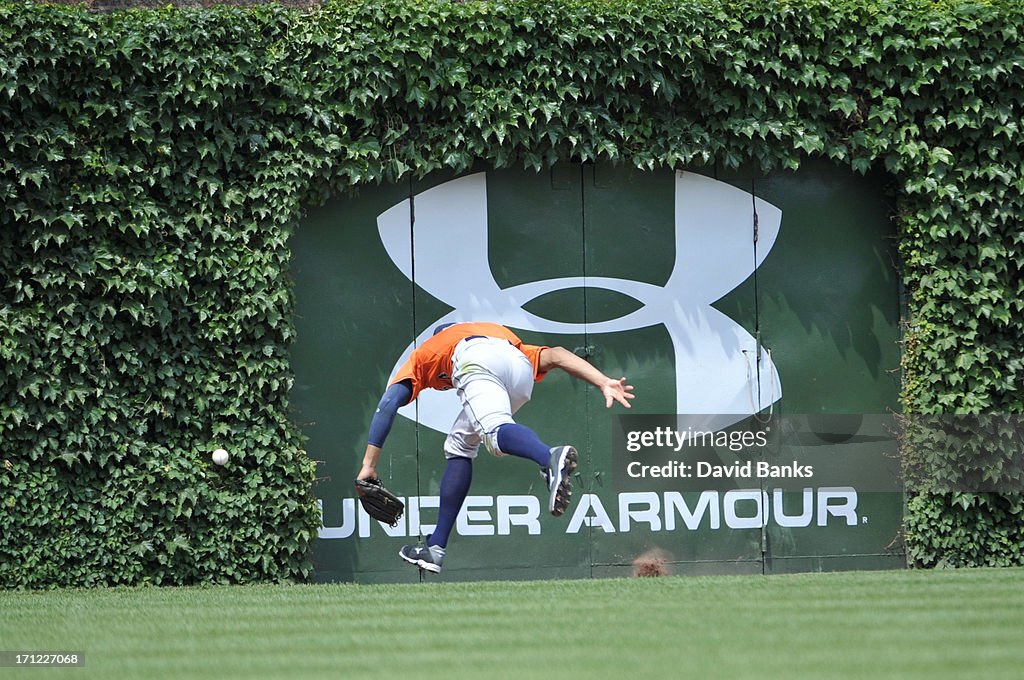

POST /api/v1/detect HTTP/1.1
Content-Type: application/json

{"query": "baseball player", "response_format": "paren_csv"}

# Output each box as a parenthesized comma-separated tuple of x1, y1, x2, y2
(356, 321, 635, 573)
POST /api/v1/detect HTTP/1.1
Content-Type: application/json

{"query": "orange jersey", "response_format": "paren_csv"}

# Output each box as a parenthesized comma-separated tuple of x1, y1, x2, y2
(390, 322, 548, 401)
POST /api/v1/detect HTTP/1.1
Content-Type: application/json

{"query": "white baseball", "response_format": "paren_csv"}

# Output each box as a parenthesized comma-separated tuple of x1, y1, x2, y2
(212, 448, 229, 465)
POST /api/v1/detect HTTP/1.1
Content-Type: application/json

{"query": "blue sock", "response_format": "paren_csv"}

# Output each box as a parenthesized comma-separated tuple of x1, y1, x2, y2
(427, 457, 473, 549)
(495, 423, 551, 468)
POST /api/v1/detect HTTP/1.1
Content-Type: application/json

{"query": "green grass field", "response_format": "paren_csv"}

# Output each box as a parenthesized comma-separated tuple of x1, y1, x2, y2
(3, 568, 1023, 679)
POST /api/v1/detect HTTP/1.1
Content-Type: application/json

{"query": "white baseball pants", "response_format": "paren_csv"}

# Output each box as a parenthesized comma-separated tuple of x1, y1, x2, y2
(443, 337, 535, 458)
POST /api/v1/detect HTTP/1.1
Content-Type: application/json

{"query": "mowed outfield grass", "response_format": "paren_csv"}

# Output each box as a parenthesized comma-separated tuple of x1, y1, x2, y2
(2, 568, 1023, 680)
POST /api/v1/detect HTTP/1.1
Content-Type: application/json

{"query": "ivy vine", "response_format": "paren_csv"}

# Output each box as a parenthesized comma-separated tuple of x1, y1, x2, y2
(2, 0, 1022, 585)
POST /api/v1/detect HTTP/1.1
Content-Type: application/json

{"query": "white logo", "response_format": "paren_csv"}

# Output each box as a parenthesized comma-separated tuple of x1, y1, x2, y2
(376, 171, 782, 432)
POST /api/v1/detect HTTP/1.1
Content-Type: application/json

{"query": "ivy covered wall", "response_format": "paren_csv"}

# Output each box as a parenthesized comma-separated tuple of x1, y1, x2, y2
(2, 0, 1022, 586)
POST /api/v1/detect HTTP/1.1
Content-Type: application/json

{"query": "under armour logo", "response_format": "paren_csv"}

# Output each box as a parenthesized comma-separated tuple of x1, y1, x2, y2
(377, 172, 782, 434)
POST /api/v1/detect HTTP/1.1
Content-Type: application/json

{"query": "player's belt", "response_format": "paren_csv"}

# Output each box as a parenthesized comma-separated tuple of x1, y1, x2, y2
(459, 335, 514, 348)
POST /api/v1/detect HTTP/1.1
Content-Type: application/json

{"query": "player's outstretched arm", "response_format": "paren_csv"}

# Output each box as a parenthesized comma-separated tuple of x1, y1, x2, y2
(539, 346, 635, 408)
(356, 380, 413, 490)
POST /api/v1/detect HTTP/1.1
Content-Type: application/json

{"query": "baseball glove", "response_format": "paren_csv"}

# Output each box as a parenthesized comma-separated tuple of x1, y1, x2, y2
(354, 478, 405, 527)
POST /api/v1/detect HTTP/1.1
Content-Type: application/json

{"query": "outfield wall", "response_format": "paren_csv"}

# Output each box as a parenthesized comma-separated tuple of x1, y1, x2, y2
(292, 161, 905, 581)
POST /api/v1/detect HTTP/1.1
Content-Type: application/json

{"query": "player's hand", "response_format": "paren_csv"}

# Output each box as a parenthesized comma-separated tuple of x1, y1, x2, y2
(601, 377, 635, 408)
(354, 465, 378, 496)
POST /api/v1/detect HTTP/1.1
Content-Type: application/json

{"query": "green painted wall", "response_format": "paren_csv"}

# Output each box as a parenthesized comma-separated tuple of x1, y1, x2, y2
(291, 161, 902, 582)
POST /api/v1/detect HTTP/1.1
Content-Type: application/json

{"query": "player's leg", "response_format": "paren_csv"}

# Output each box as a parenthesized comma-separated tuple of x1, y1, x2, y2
(433, 456, 472, 551)
(494, 422, 549, 466)
(398, 457, 470, 574)
(468, 381, 576, 516)
(399, 415, 479, 573)
(430, 427, 479, 550)
(453, 338, 578, 516)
